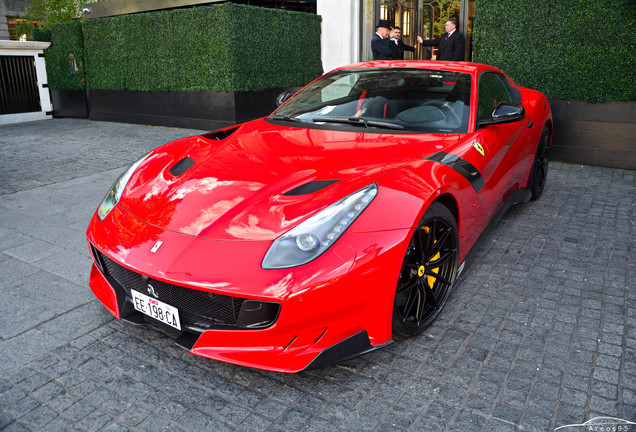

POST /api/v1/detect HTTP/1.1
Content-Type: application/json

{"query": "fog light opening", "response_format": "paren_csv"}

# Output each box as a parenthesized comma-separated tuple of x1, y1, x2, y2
(237, 300, 281, 329)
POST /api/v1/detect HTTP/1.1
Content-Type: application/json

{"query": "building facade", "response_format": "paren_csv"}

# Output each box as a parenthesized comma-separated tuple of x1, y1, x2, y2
(1, 0, 31, 40)
(318, 0, 475, 72)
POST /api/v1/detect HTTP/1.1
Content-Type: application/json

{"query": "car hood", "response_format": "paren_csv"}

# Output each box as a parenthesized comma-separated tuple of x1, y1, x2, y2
(120, 119, 459, 240)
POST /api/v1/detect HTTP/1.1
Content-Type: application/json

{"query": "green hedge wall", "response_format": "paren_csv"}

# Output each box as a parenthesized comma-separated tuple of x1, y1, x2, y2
(81, 3, 322, 92)
(32, 29, 52, 42)
(472, 0, 636, 103)
(41, 21, 85, 91)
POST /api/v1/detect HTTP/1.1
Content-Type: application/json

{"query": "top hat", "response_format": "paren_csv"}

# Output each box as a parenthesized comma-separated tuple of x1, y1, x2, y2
(376, 19, 391, 28)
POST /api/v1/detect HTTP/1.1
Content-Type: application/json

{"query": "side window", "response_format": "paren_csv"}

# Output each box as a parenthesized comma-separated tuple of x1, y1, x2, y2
(477, 72, 512, 121)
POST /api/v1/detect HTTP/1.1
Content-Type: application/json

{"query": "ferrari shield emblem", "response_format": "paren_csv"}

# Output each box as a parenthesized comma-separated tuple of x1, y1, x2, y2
(150, 241, 163, 253)
(147, 284, 159, 299)
(473, 142, 485, 157)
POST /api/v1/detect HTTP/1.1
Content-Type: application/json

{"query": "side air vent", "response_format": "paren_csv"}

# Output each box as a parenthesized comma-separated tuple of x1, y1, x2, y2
(203, 126, 240, 141)
(426, 152, 484, 193)
(170, 157, 195, 176)
(284, 180, 340, 196)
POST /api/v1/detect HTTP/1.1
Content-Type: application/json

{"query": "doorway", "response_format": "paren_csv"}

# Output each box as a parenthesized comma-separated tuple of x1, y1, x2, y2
(377, 0, 475, 61)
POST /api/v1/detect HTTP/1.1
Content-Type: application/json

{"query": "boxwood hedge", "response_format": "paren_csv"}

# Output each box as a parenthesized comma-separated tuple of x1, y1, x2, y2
(32, 29, 52, 42)
(472, 0, 635, 102)
(42, 21, 85, 91)
(80, 3, 322, 92)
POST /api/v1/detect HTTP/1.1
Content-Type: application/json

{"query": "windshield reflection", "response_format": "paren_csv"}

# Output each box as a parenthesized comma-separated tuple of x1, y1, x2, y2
(273, 68, 471, 133)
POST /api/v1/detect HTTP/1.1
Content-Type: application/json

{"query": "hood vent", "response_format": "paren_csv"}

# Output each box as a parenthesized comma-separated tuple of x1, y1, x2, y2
(202, 126, 240, 141)
(170, 157, 196, 177)
(284, 180, 340, 196)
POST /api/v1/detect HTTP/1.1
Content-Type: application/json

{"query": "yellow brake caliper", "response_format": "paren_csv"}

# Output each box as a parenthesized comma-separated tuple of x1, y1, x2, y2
(420, 226, 440, 288)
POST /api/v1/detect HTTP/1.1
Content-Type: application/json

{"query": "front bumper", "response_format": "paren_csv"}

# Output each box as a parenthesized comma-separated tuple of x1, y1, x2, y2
(87, 205, 409, 372)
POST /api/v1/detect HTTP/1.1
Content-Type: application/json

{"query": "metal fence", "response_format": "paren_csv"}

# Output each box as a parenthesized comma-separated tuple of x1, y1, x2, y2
(0, 55, 41, 115)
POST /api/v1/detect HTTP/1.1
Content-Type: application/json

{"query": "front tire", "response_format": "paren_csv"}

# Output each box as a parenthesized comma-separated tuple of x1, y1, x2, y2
(392, 202, 459, 339)
(528, 125, 551, 200)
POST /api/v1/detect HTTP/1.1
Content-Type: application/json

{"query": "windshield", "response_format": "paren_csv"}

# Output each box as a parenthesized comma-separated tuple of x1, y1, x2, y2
(272, 68, 471, 133)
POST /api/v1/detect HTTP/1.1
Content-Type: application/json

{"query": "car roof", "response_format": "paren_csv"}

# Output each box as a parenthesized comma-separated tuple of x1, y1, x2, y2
(333, 61, 501, 76)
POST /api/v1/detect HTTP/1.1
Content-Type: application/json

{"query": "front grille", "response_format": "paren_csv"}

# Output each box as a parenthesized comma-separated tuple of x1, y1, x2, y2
(92, 246, 247, 330)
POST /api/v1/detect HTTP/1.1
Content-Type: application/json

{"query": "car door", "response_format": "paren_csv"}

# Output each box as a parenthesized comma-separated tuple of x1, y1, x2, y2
(473, 71, 533, 214)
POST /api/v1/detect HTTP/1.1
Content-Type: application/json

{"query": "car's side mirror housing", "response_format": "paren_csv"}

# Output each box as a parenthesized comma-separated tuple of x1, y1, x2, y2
(276, 91, 292, 107)
(479, 102, 525, 127)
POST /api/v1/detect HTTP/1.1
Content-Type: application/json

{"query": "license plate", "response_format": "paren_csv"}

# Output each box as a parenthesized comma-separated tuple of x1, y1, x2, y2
(131, 289, 181, 330)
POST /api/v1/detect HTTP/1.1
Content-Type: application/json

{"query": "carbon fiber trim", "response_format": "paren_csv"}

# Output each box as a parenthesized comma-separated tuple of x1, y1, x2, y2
(284, 180, 340, 196)
(426, 152, 484, 193)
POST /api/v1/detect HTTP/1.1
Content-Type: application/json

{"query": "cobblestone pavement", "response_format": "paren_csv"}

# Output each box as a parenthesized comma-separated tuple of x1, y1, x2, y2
(0, 118, 634, 431)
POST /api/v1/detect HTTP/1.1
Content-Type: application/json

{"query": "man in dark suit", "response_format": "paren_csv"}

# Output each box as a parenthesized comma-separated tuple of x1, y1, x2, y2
(371, 19, 393, 60)
(389, 26, 417, 60)
(417, 18, 465, 61)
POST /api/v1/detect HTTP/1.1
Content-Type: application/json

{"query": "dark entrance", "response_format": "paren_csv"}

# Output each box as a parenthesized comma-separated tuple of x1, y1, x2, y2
(0, 55, 40, 114)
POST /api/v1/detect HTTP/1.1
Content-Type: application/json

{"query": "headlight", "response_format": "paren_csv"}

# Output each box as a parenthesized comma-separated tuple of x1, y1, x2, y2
(97, 153, 150, 220)
(262, 184, 378, 269)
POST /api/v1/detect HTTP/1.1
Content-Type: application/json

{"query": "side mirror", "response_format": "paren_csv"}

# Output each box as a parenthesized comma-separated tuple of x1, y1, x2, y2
(276, 91, 292, 107)
(479, 102, 525, 127)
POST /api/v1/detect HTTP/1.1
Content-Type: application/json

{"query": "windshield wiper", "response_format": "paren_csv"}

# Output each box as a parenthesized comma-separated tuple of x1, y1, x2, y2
(312, 116, 404, 130)
(269, 115, 305, 123)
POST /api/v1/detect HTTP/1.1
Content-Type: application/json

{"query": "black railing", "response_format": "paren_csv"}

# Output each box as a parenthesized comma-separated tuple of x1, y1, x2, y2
(0, 55, 40, 115)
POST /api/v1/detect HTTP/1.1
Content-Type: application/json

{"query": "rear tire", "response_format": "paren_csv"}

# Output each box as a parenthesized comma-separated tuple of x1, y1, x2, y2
(392, 202, 459, 339)
(528, 125, 551, 200)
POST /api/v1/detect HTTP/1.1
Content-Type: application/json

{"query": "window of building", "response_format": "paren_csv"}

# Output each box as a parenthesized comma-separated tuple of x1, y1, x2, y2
(402, 10, 411, 36)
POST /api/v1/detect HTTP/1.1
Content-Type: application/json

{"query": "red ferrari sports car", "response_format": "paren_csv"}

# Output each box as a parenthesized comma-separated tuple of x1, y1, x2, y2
(86, 61, 552, 373)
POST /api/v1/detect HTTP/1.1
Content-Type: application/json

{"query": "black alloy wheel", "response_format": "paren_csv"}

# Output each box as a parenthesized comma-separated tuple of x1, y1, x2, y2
(528, 125, 551, 200)
(392, 202, 459, 339)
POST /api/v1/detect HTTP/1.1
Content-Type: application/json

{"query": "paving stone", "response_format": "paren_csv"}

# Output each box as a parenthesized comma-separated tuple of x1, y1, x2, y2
(560, 387, 588, 408)
(67, 379, 101, 399)
(137, 415, 173, 430)
(279, 408, 312, 430)
(589, 395, 619, 417)
(522, 412, 552, 432)
(218, 404, 251, 426)
(593, 367, 621, 385)
(174, 409, 211, 430)
(3, 396, 39, 419)
(15, 372, 50, 392)
(412, 416, 446, 431)
(31, 382, 64, 403)
(75, 410, 112, 431)
(17, 405, 58, 430)
(239, 413, 273, 432)
(61, 400, 95, 422)
(117, 404, 151, 427)
(555, 402, 587, 426)
(255, 399, 288, 420)
(197, 394, 229, 416)
(0, 411, 11, 428)
(453, 410, 486, 430)
(45, 393, 79, 414)
(494, 403, 523, 424)
(426, 400, 455, 422)
(39, 416, 74, 432)
(2, 422, 31, 432)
